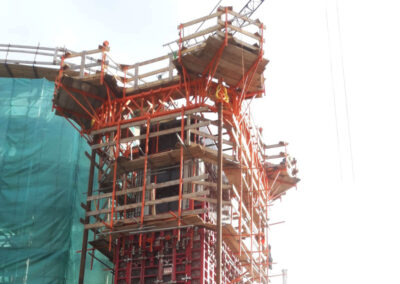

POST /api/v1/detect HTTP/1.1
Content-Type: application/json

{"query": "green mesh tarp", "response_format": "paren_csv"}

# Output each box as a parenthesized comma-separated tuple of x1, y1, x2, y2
(0, 78, 111, 283)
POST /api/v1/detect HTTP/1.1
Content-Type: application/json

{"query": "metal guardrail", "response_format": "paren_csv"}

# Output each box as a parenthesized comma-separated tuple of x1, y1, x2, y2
(0, 43, 176, 89)
(0, 44, 66, 67)
(0, 7, 264, 90)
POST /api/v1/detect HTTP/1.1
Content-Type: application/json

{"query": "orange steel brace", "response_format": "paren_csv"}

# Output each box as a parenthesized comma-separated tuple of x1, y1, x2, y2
(202, 8, 229, 93)
(79, 88, 101, 124)
(258, 171, 262, 283)
(229, 271, 248, 284)
(139, 116, 151, 247)
(250, 142, 254, 278)
(61, 84, 106, 102)
(238, 122, 243, 257)
(59, 84, 98, 121)
(53, 106, 87, 137)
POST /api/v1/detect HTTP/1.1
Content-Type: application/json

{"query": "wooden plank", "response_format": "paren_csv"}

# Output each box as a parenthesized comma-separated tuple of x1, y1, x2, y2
(108, 215, 209, 234)
(191, 129, 234, 146)
(87, 174, 208, 201)
(86, 190, 210, 217)
(0, 43, 61, 51)
(192, 180, 231, 190)
(91, 120, 210, 150)
(90, 106, 210, 135)
(217, 31, 259, 52)
(225, 23, 262, 41)
(125, 75, 180, 94)
(0, 48, 55, 57)
(264, 153, 286, 160)
(179, 11, 223, 28)
(180, 42, 207, 56)
(264, 142, 288, 149)
(125, 66, 171, 82)
(65, 47, 106, 59)
(100, 143, 238, 182)
(85, 208, 208, 229)
(191, 196, 231, 206)
(179, 24, 222, 43)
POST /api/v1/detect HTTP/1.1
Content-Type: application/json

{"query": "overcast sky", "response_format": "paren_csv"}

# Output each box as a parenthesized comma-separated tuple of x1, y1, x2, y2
(1, 0, 400, 283)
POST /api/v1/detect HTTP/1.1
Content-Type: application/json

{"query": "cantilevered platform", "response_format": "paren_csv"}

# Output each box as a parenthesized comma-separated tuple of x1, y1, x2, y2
(53, 32, 268, 131)
(175, 36, 268, 93)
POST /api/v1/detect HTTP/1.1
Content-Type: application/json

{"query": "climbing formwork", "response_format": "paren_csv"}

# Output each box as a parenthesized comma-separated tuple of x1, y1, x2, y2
(51, 7, 299, 283)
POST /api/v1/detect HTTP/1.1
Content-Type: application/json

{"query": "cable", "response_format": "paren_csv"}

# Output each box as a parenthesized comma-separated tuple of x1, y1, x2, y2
(325, 1, 343, 181)
(335, 0, 355, 180)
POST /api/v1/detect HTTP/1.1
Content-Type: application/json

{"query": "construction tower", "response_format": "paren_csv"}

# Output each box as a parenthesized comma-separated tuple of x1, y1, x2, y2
(51, 7, 299, 283)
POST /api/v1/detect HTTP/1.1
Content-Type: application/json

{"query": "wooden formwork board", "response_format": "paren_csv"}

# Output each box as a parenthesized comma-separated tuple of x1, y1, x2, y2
(175, 36, 268, 92)
(0, 63, 78, 80)
(85, 208, 208, 230)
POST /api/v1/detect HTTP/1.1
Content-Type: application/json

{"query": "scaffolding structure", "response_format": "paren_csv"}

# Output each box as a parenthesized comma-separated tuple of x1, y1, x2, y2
(48, 7, 299, 284)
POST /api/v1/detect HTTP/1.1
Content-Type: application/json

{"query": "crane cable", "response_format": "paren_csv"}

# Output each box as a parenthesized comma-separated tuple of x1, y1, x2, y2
(335, 0, 355, 180)
(325, 1, 343, 181)
(325, 0, 355, 181)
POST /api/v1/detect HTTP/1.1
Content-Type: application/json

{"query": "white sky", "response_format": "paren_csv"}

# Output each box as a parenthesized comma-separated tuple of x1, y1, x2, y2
(2, 0, 400, 283)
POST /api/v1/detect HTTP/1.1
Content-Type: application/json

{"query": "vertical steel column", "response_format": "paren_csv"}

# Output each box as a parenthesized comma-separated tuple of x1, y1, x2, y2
(113, 238, 120, 284)
(139, 117, 151, 246)
(172, 232, 178, 282)
(216, 102, 223, 284)
(177, 110, 185, 241)
(79, 150, 96, 284)
(239, 122, 243, 257)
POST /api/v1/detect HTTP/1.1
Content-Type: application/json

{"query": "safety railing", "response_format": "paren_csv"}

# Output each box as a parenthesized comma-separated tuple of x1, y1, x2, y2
(1, 7, 264, 92)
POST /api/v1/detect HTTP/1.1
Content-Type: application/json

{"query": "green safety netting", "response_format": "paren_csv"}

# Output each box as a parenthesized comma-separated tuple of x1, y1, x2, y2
(0, 78, 111, 283)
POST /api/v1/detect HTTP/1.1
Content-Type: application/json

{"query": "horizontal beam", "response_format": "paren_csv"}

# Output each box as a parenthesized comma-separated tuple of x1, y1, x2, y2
(179, 24, 222, 43)
(84, 208, 208, 229)
(179, 10, 223, 29)
(91, 120, 211, 150)
(191, 129, 234, 146)
(136, 66, 171, 80)
(86, 190, 210, 217)
(87, 174, 208, 201)
(90, 106, 210, 135)
(65, 47, 106, 59)
(0, 59, 59, 66)
(191, 196, 231, 206)
(192, 180, 231, 190)
(264, 142, 288, 149)
(218, 20, 261, 41)
(0, 48, 56, 57)
(264, 153, 286, 160)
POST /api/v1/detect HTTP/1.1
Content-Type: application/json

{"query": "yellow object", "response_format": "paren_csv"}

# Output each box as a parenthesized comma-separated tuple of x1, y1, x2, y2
(215, 84, 229, 103)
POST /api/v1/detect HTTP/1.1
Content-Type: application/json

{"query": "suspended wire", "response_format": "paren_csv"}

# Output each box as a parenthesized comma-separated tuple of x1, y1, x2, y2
(335, 0, 355, 180)
(325, 1, 343, 181)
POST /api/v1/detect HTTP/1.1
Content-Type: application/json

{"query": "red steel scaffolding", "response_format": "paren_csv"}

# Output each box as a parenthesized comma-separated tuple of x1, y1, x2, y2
(52, 7, 299, 284)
